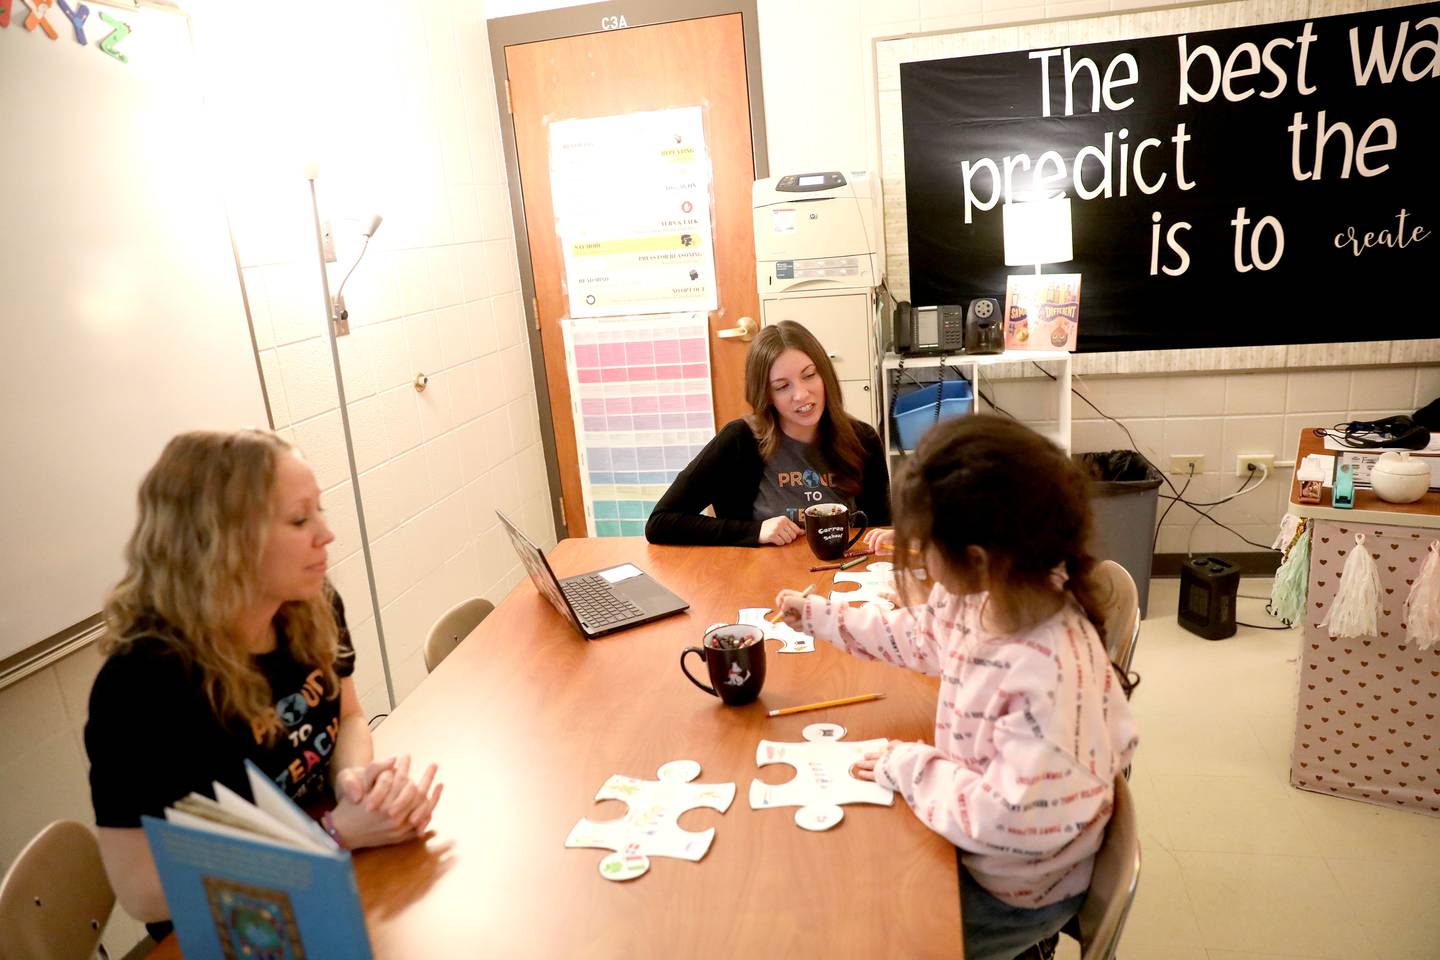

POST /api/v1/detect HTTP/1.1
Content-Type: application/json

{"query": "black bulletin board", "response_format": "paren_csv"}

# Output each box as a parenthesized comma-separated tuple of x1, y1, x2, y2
(900, 3, 1440, 353)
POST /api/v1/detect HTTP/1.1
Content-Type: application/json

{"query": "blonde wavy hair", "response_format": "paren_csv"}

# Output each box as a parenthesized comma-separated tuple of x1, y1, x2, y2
(103, 429, 340, 744)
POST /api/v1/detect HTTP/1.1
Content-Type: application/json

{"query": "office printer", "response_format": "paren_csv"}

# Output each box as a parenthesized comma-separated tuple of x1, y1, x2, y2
(752, 171, 881, 296)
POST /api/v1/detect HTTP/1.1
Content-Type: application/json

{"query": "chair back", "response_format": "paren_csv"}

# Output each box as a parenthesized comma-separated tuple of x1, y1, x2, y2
(0, 820, 114, 960)
(424, 597, 495, 672)
(1077, 775, 1141, 960)
(1094, 559, 1140, 676)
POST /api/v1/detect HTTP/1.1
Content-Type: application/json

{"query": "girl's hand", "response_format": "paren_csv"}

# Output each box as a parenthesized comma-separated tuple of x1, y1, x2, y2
(329, 755, 444, 849)
(861, 528, 894, 554)
(772, 589, 809, 629)
(851, 740, 904, 782)
(759, 516, 802, 545)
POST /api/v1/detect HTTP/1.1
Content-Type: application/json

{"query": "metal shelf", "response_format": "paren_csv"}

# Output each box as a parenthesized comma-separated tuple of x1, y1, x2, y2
(879, 350, 1072, 458)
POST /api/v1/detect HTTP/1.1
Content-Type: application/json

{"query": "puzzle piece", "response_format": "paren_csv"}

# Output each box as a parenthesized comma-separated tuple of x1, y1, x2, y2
(565, 759, 736, 881)
(749, 723, 894, 831)
(738, 608, 814, 653)
(830, 561, 896, 609)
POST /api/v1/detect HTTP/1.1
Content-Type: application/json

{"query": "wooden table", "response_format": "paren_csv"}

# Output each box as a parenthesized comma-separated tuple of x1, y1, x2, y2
(153, 539, 961, 957)
(1286, 430, 1440, 816)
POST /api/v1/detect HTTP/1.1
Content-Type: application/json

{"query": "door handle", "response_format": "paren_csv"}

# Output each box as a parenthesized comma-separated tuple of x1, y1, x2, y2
(718, 317, 758, 342)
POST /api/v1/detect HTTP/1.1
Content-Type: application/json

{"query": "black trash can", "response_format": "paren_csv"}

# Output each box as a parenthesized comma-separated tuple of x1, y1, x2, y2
(1073, 450, 1164, 618)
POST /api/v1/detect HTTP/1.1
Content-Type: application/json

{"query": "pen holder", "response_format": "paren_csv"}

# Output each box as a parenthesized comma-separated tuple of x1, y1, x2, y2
(681, 624, 766, 706)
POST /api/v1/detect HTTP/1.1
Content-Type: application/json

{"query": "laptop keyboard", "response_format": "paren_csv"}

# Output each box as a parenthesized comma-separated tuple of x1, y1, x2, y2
(563, 575, 642, 627)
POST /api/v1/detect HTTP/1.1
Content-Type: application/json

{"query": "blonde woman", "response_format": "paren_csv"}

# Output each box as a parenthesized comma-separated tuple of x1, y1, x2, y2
(645, 321, 890, 546)
(85, 430, 442, 934)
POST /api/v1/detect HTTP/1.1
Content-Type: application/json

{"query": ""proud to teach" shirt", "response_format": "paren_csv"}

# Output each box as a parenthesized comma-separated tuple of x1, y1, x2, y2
(751, 431, 853, 524)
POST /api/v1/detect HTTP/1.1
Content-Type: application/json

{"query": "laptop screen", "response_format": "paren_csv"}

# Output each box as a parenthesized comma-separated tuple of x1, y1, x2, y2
(495, 510, 584, 631)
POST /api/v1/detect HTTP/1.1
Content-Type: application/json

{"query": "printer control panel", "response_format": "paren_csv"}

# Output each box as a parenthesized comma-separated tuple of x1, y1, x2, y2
(775, 171, 847, 192)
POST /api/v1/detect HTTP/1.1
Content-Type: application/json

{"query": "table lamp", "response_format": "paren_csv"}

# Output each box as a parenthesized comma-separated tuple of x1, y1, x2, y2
(1002, 195, 1073, 274)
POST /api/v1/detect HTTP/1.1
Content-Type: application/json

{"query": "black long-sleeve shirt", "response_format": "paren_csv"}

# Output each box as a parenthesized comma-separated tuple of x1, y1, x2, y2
(644, 418, 891, 546)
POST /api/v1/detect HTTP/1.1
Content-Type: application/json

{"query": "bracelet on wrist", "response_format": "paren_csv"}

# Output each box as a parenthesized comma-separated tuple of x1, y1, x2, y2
(321, 809, 347, 849)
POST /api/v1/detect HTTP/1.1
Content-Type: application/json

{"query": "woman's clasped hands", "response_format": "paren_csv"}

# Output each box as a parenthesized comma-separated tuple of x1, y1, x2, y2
(330, 755, 443, 848)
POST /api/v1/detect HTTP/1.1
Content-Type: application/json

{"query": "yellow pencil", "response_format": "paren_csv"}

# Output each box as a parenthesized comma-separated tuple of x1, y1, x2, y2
(767, 692, 886, 717)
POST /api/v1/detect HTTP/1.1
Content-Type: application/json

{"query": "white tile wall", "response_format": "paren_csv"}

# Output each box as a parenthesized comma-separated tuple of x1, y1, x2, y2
(194, 0, 554, 721)
(1001, 364, 1439, 554)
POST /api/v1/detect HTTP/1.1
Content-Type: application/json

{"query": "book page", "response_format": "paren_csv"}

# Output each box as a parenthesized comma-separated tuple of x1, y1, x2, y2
(243, 761, 338, 851)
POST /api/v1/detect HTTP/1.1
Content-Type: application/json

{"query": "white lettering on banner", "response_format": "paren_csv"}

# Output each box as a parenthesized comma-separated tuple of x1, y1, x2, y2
(1348, 17, 1440, 85)
(1148, 212, 1192, 277)
(959, 123, 1193, 223)
(1231, 207, 1285, 273)
(1288, 111, 1398, 180)
(1027, 48, 1139, 116)
(1177, 21, 1318, 104)
(1333, 209, 1431, 257)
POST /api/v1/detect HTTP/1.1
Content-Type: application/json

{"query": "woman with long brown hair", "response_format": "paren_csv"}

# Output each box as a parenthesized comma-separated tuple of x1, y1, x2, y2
(85, 429, 442, 933)
(646, 320, 890, 546)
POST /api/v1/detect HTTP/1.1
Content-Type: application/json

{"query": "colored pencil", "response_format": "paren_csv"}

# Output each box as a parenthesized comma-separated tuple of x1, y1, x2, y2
(769, 582, 815, 623)
(808, 552, 870, 572)
(767, 693, 886, 718)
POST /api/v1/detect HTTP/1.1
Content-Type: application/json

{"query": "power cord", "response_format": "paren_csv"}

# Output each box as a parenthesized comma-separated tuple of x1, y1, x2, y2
(1184, 463, 1268, 557)
(1152, 463, 1194, 556)
(1029, 361, 1278, 552)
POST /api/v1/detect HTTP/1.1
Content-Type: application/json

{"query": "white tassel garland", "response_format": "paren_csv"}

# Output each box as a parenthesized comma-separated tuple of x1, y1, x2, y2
(1404, 540, 1440, 651)
(1269, 519, 1310, 626)
(1319, 533, 1382, 639)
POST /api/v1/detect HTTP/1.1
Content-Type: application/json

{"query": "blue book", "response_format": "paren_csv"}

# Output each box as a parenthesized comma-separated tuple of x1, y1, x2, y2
(141, 760, 372, 960)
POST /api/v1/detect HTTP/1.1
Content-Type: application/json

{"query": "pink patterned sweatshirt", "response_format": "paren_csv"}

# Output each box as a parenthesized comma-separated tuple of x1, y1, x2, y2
(799, 584, 1139, 908)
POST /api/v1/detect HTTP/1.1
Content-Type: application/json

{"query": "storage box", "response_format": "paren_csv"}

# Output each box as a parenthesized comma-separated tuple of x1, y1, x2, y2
(892, 380, 972, 451)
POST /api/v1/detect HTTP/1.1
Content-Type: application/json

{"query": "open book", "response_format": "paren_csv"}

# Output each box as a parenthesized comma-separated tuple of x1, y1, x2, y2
(141, 760, 372, 959)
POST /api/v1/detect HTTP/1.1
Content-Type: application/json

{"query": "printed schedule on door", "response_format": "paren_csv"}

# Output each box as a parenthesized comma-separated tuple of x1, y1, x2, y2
(562, 315, 716, 536)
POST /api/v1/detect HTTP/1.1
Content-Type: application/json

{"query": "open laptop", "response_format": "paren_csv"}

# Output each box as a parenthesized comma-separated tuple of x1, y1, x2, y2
(496, 510, 689, 639)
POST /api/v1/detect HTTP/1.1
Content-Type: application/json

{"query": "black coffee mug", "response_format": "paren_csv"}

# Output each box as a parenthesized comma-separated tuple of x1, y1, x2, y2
(803, 504, 868, 562)
(680, 624, 766, 706)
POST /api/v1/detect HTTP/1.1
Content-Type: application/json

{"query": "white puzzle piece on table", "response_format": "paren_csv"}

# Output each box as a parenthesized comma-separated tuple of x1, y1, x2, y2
(749, 723, 894, 831)
(738, 607, 815, 653)
(565, 759, 736, 881)
(830, 561, 896, 609)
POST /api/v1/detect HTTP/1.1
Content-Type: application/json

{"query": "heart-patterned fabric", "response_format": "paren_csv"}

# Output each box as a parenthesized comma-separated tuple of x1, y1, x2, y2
(1292, 519, 1440, 817)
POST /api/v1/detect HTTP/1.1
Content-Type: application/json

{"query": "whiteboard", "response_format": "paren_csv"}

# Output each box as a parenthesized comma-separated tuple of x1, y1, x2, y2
(0, 7, 269, 667)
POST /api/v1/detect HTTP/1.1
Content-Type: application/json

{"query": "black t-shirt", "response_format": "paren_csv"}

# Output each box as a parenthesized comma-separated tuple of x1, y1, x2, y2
(85, 593, 356, 830)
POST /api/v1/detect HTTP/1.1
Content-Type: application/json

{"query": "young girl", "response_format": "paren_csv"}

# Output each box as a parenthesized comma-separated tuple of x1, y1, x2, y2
(645, 320, 890, 546)
(86, 430, 442, 934)
(776, 416, 1138, 960)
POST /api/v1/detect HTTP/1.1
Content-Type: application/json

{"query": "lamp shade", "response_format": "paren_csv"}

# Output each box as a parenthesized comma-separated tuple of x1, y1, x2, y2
(1003, 196, 1073, 266)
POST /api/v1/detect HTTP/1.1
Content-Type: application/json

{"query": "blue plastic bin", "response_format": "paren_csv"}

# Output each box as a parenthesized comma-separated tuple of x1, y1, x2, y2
(893, 379, 973, 451)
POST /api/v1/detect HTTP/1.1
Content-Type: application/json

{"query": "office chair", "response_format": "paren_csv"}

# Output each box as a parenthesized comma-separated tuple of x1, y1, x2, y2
(1075, 775, 1141, 960)
(423, 597, 495, 672)
(0, 820, 114, 960)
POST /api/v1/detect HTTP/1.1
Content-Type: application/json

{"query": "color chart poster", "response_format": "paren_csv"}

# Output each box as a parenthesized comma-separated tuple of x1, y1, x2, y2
(549, 107, 718, 319)
(562, 315, 716, 537)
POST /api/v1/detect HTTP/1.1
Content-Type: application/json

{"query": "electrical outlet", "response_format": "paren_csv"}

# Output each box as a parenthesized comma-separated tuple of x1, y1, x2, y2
(1235, 454, 1275, 477)
(321, 220, 337, 263)
(1169, 454, 1205, 474)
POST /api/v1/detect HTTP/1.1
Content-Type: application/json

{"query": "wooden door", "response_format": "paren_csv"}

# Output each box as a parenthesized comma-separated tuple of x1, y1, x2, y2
(505, 15, 760, 538)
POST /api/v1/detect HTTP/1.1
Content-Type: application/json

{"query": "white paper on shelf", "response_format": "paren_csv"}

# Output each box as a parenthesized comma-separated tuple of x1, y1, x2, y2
(1298, 453, 1335, 487)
